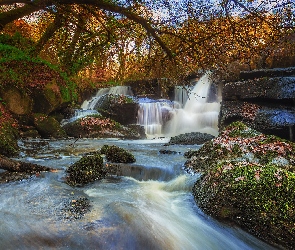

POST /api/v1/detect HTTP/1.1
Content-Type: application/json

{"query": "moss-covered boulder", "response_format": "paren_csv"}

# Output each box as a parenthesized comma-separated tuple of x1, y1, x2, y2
(66, 154, 107, 186)
(0, 104, 19, 156)
(185, 121, 295, 249)
(33, 113, 66, 138)
(104, 145, 136, 163)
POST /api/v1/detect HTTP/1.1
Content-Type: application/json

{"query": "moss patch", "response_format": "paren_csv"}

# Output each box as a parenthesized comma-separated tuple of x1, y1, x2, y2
(33, 113, 66, 138)
(66, 154, 107, 186)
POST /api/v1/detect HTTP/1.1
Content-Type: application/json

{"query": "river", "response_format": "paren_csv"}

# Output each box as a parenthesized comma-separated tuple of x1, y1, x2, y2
(0, 138, 277, 249)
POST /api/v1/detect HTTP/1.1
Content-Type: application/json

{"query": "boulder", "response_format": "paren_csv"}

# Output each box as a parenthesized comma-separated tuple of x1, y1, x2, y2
(33, 113, 67, 138)
(66, 154, 107, 186)
(223, 77, 295, 100)
(94, 94, 138, 125)
(165, 132, 215, 145)
(220, 101, 295, 141)
(31, 81, 64, 114)
(220, 68, 295, 141)
(104, 145, 136, 163)
(0, 104, 19, 157)
(0, 86, 32, 115)
(185, 122, 295, 249)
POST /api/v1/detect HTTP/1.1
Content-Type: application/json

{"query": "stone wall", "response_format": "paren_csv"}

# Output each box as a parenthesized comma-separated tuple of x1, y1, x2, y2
(219, 67, 295, 141)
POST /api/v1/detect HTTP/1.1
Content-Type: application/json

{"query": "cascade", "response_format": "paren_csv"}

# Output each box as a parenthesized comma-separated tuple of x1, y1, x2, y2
(81, 86, 133, 110)
(137, 102, 163, 137)
(164, 72, 221, 137)
(174, 86, 191, 108)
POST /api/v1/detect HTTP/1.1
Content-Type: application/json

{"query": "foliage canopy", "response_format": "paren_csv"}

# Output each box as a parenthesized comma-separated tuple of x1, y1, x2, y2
(0, 0, 294, 82)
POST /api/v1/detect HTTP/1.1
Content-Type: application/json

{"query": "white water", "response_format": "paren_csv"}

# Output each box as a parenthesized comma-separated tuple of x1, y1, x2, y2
(81, 86, 133, 110)
(0, 138, 277, 249)
(164, 72, 220, 137)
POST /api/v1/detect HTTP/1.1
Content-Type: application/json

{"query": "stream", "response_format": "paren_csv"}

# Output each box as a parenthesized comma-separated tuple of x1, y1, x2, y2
(0, 138, 277, 249)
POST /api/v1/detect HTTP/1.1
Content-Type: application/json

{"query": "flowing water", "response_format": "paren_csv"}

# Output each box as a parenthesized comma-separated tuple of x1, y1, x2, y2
(0, 138, 277, 250)
(164, 72, 220, 137)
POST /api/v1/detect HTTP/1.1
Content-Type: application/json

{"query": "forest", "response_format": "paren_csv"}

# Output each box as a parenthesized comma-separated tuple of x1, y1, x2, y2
(0, 0, 294, 91)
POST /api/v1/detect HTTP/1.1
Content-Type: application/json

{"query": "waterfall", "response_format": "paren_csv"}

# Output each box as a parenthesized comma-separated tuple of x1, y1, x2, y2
(137, 72, 221, 138)
(81, 86, 133, 110)
(137, 99, 173, 138)
(174, 86, 191, 108)
(164, 72, 221, 137)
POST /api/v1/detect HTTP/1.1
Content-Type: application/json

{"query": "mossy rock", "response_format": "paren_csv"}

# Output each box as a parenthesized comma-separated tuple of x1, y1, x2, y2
(31, 81, 64, 114)
(104, 145, 136, 163)
(0, 124, 19, 157)
(187, 121, 295, 249)
(0, 86, 32, 115)
(66, 154, 107, 186)
(33, 113, 66, 138)
(0, 104, 19, 157)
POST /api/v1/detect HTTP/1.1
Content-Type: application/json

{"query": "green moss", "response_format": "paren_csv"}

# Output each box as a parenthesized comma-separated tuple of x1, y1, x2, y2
(66, 154, 107, 186)
(33, 113, 66, 138)
(190, 121, 295, 248)
(0, 124, 19, 157)
(105, 145, 136, 163)
(227, 121, 259, 138)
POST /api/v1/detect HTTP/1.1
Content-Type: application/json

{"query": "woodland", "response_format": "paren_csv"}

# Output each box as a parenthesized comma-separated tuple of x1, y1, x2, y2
(0, 0, 294, 91)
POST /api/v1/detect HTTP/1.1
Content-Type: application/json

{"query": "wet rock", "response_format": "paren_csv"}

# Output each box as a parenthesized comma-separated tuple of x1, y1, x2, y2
(221, 69, 295, 141)
(0, 155, 51, 183)
(186, 121, 295, 249)
(165, 132, 215, 145)
(104, 145, 136, 163)
(223, 77, 295, 100)
(220, 101, 295, 141)
(66, 154, 107, 186)
(60, 196, 91, 220)
(239, 67, 295, 80)
(159, 149, 180, 154)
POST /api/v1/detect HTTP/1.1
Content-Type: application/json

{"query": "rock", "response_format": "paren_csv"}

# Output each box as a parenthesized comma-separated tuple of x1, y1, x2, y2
(165, 132, 215, 145)
(94, 94, 138, 125)
(223, 77, 295, 100)
(0, 154, 51, 183)
(186, 121, 295, 249)
(159, 149, 180, 154)
(104, 145, 136, 163)
(239, 67, 295, 80)
(0, 86, 32, 115)
(33, 113, 67, 138)
(66, 154, 107, 186)
(220, 69, 295, 141)
(63, 115, 144, 139)
(0, 104, 19, 157)
(220, 101, 295, 141)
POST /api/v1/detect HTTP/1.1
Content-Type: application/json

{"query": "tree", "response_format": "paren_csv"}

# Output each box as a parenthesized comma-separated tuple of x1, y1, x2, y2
(0, 0, 294, 80)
